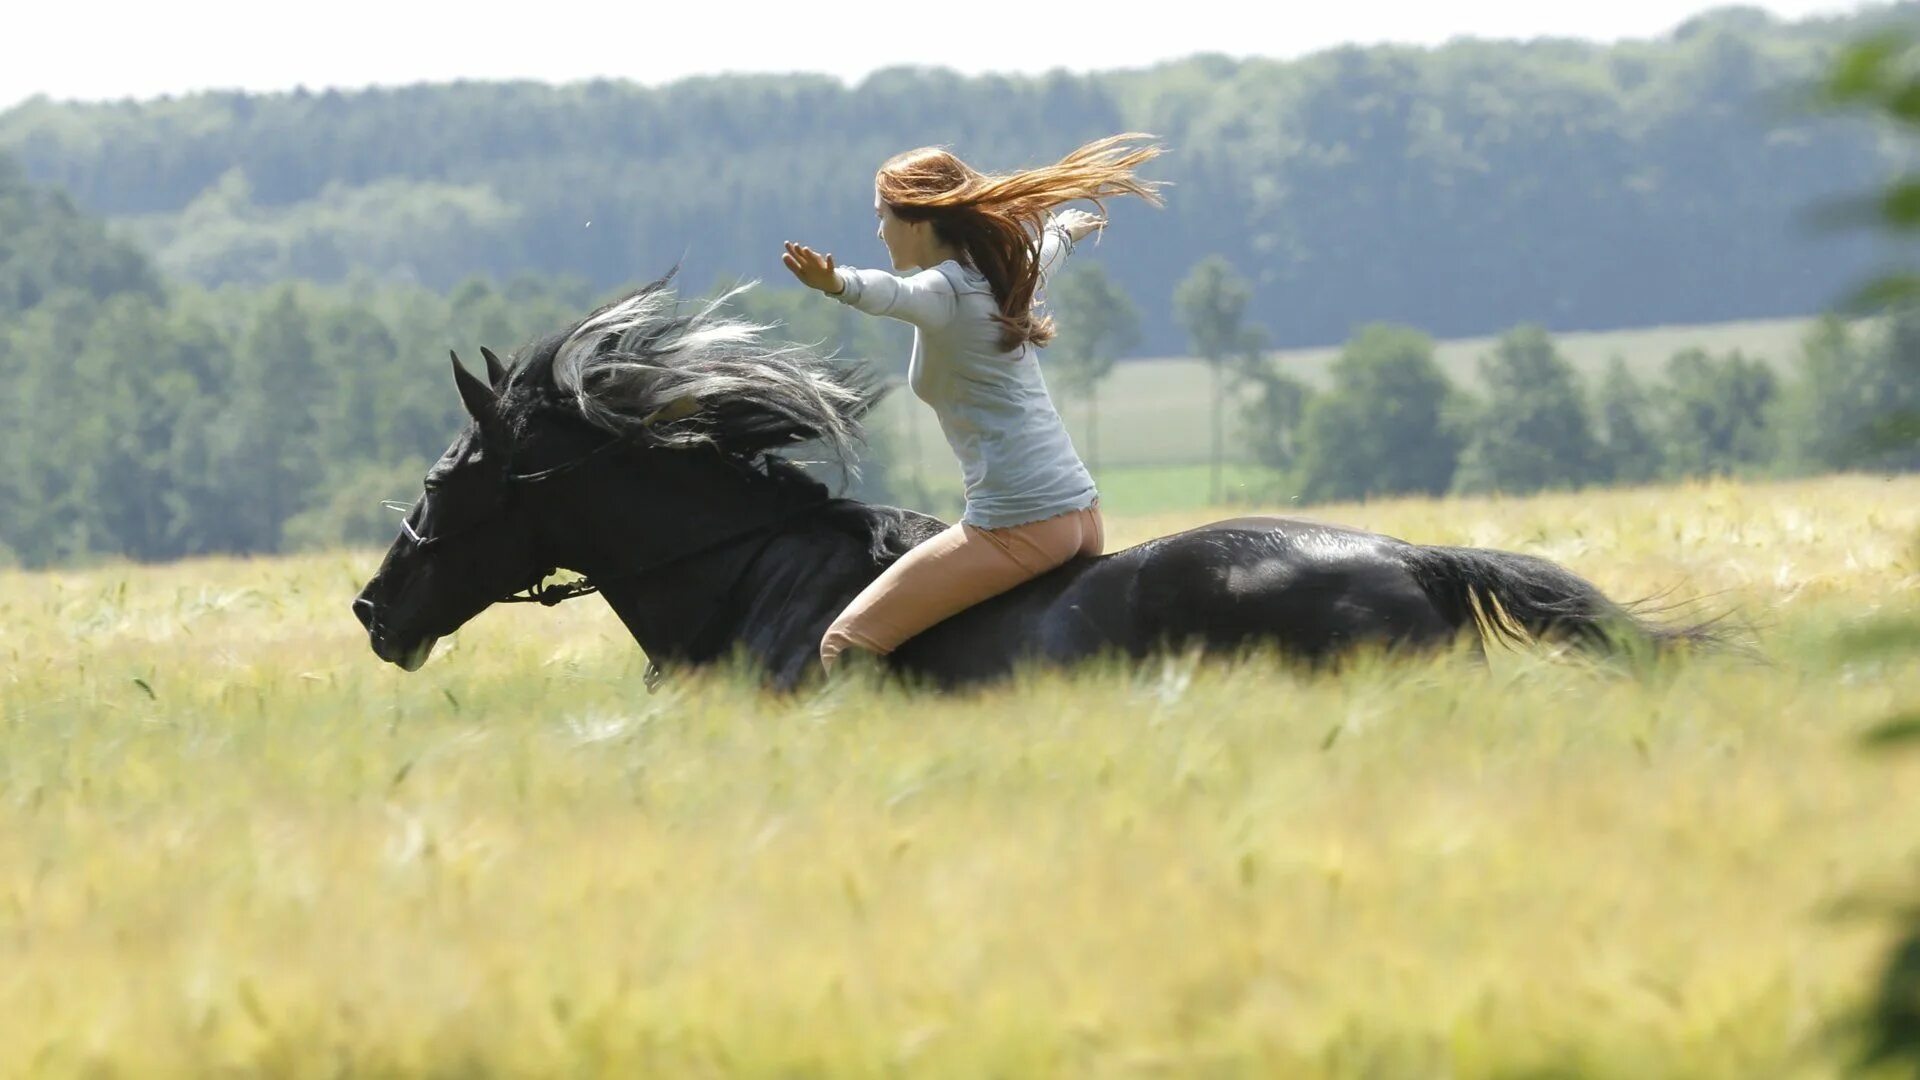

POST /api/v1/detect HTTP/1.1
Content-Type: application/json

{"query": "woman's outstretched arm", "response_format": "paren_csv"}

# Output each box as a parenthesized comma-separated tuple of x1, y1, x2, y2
(782, 241, 957, 330)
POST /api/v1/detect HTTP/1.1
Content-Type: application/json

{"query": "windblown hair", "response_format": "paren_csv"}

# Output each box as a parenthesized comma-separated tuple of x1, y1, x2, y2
(534, 274, 873, 470)
(878, 133, 1165, 352)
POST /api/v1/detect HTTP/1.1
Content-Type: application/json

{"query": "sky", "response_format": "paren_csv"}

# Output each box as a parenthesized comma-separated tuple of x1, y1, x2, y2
(1, 0, 1878, 110)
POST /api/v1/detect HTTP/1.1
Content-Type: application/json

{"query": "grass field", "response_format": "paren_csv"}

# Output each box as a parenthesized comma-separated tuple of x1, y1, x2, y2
(2, 473, 1918, 1076)
(869, 316, 1820, 479)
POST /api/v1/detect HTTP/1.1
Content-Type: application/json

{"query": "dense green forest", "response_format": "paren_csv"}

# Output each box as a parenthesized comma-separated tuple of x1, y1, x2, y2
(3, 149, 1917, 568)
(1, 5, 1910, 353)
(6, 4, 1920, 567)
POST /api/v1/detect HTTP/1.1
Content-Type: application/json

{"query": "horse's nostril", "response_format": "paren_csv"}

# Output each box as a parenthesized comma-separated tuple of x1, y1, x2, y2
(352, 597, 377, 631)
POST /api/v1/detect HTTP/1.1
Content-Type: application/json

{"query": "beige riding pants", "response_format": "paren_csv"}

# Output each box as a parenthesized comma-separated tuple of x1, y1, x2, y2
(819, 503, 1105, 671)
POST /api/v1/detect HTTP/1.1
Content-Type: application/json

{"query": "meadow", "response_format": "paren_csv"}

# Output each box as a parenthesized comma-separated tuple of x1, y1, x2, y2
(1, 472, 1917, 1077)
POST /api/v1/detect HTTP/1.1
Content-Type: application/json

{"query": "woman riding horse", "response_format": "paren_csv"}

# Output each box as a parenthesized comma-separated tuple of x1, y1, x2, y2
(782, 135, 1162, 674)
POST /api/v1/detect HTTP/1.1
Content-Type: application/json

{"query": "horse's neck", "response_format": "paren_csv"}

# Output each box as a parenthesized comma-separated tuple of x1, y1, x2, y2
(585, 499, 896, 677)
(537, 447, 932, 679)
(591, 551, 757, 664)
(590, 522, 883, 680)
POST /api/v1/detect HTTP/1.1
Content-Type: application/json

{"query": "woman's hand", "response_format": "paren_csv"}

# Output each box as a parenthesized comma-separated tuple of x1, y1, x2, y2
(1054, 209, 1106, 243)
(782, 241, 842, 294)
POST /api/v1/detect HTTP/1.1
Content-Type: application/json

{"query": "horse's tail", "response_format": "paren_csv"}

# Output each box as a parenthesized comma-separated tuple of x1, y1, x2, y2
(1402, 545, 1725, 657)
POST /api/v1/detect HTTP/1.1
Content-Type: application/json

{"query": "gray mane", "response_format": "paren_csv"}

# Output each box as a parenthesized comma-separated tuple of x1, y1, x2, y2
(544, 277, 870, 471)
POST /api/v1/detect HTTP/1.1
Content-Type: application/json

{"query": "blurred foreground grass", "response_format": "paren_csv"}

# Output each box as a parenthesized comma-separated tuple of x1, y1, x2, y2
(1, 474, 1917, 1076)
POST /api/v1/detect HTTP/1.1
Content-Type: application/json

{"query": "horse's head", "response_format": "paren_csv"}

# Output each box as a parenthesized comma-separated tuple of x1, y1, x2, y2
(352, 350, 554, 670)
(352, 276, 874, 672)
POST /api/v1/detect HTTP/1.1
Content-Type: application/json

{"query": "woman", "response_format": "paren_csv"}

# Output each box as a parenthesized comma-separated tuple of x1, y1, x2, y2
(781, 133, 1164, 673)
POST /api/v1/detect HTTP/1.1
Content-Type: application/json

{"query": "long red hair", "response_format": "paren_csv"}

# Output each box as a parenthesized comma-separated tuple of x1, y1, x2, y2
(876, 134, 1164, 352)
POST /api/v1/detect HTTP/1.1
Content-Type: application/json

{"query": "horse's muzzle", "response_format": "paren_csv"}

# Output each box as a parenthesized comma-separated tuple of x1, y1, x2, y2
(352, 598, 437, 671)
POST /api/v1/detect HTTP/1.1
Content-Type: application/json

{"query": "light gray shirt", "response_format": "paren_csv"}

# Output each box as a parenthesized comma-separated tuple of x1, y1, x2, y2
(831, 222, 1097, 529)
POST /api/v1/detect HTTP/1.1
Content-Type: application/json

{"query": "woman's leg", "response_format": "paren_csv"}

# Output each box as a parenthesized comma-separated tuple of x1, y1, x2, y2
(819, 507, 1103, 672)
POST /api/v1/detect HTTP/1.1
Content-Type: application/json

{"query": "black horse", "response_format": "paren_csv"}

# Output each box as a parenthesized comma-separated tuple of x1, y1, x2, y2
(353, 278, 1714, 690)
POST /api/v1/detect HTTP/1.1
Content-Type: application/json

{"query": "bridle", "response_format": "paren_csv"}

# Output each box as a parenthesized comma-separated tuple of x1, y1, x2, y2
(383, 432, 832, 689)
(382, 436, 630, 556)
(382, 435, 640, 602)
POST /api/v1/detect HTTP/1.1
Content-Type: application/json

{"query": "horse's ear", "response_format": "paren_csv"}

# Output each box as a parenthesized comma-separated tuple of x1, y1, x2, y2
(480, 346, 508, 389)
(450, 351, 503, 435)
(642, 395, 702, 427)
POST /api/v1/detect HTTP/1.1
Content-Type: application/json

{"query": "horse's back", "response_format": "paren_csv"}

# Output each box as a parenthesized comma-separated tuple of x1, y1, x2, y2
(1147, 514, 1409, 548)
(1101, 515, 1444, 659)
(893, 513, 1452, 683)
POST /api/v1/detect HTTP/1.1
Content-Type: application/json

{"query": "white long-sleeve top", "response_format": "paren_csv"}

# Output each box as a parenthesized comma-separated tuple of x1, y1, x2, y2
(830, 222, 1097, 529)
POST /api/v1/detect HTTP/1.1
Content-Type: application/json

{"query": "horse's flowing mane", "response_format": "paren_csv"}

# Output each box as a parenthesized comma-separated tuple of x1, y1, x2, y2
(508, 274, 874, 471)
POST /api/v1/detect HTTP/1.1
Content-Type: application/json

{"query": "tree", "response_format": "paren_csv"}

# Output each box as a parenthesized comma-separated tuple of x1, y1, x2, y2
(1819, 27, 1920, 308)
(1174, 257, 1260, 504)
(1296, 325, 1461, 502)
(77, 296, 195, 559)
(1046, 263, 1141, 474)
(153, 305, 238, 558)
(215, 288, 322, 551)
(1452, 326, 1603, 495)
(0, 155, 173, 563)
(1233, 330, 1312, 481)
(1657, 348, 1779, 478)
(1777, 315, 1915, 472)
(0, 156, 162, 319)
(310, 303, 401, 470)
(1812, 27, 1920, 469)
(0, 291, 226, 563)
(1595, 357, 1663, 486)
(4, 292, 114, 562)
(1873, 311, 1920, 468)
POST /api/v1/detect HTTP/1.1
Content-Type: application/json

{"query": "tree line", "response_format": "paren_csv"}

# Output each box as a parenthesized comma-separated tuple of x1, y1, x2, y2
(1051, 254, 1920, 506)
(2, 138, 1913, 570)
(0, 5, 1909, 356)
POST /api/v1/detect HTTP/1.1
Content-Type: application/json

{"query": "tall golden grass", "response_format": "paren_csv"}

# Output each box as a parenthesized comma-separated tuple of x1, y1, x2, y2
(1, 474, 1916, 1076)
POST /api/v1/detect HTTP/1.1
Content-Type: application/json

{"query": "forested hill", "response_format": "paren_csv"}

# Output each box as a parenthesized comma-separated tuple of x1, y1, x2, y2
(0, 157, 160, 317)
(0, 5, 1906, 352)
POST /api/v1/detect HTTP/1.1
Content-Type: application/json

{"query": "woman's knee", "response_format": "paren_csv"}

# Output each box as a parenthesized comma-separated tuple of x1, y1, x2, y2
(819, 625, 851, 673)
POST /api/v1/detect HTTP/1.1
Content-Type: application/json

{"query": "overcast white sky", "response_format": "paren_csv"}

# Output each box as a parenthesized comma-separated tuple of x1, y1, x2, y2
(0, 0, 1878, 110)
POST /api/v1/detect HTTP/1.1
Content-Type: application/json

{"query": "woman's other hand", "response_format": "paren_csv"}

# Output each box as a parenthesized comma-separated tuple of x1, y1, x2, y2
(1054, 209, 1106, 243)
(782, 242, 842, 294)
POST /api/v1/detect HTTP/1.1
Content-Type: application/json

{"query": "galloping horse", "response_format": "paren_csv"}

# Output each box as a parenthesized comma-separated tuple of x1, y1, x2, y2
(353, 277, 1714, 689)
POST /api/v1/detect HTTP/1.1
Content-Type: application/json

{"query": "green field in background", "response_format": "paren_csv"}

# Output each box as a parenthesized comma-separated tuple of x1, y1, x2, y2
(870, 316, 1817, 475)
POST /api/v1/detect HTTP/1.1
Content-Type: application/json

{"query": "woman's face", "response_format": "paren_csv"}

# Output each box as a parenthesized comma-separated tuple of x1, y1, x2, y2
(875, 188, 923, 271)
